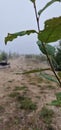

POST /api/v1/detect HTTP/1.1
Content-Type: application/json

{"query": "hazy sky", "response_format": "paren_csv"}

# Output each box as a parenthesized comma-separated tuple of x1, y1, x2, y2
(0, 0, 61, 54)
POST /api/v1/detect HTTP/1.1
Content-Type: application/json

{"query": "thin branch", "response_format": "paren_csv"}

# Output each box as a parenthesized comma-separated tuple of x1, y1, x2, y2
(33, 2, 40, 31)
(42, 42, 61, 86)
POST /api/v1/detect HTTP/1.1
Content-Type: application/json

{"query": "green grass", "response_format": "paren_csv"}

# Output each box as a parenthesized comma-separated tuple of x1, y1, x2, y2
(56, 92, 61, 100)
(50, 92, 61, 107)
(8, 92, 20, 98)
(13, 85, 27, 91)
(9, 91, 37, 111)
(17, 95, 37, 111)
(50, 100, 61, 107)
(39, 106, 54, 124)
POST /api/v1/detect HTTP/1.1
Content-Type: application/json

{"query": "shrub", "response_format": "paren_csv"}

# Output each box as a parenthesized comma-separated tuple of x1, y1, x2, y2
(0, 51, 8, 62)
(17, 95, 37, 110)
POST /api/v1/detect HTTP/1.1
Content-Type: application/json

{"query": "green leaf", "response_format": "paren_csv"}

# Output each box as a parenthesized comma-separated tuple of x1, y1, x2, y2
(21, 68, 51, 74)
(37, 40, 55, 56)
(56, 92, 61, 100)
(5, 30, 37, 44)
(40, 72, 58, 83)
(38, 17, 61, 43)
(50, 92, 61, 107)
(38, 0, 61, 16)
(58, 72, 61, 78)
(50, 100, 61, 107)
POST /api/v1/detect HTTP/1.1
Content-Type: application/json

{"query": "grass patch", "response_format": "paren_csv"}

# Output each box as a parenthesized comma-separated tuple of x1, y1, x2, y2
(39, 106, 54, 124)
(13, 85, 27, 91)
(17, 95, 37, 111)
(50, 92, 61, 107)
(8, 92, 20, 98)
(50, 100, 61, 107)
(47, 85, 55, 89)
(56, 92, 61, 100)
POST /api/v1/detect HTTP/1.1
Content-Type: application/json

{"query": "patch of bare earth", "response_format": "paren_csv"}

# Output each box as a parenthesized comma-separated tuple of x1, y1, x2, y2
(0, 56, 61, 130)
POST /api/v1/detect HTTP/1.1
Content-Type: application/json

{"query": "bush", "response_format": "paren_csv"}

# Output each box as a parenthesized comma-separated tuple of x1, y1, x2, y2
(0, 51, 8, 62)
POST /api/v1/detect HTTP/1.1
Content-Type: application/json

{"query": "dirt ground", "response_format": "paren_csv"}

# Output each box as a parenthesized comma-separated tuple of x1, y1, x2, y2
(0, 56, 61, 130)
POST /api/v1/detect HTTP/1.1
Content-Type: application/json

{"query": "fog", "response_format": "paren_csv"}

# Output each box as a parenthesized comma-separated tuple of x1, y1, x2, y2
(0, 0, 61, 54)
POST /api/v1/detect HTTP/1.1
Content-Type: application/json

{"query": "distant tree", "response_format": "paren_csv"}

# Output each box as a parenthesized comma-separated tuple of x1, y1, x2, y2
(0, 51, 8, 62)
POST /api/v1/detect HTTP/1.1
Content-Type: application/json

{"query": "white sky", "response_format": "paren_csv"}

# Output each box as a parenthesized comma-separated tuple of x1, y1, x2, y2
(0, 0, 61, 54)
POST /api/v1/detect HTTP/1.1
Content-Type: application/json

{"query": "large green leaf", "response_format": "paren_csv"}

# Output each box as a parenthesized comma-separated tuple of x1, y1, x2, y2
(38, 17, 61, 43)
(37, 40, 55, 56)
(40, 72, 58, 83)
(38, 0, 61, 16)
(5, 30, 37, 44)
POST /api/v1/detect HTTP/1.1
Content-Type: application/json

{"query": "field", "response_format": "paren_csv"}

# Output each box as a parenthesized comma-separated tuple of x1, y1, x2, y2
(0, 55, 61, 130)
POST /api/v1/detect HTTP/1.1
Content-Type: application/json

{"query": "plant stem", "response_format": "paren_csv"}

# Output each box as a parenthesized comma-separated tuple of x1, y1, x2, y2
(33, 2, 40, 31)
(42, 42, 61, 86)
(33, 1, 61, 86)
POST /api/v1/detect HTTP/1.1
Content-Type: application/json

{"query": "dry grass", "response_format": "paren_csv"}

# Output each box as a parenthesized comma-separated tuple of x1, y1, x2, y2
(0, 56, 61, 130)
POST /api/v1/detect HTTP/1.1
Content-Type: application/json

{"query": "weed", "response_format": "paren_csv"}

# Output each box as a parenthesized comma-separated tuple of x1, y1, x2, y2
(8, 92, 20, 98)
(50, 100, 61, 107)
(17, 95, 37, 110)
(39, 106, 54, 124)
(50, 92, 61, 107)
